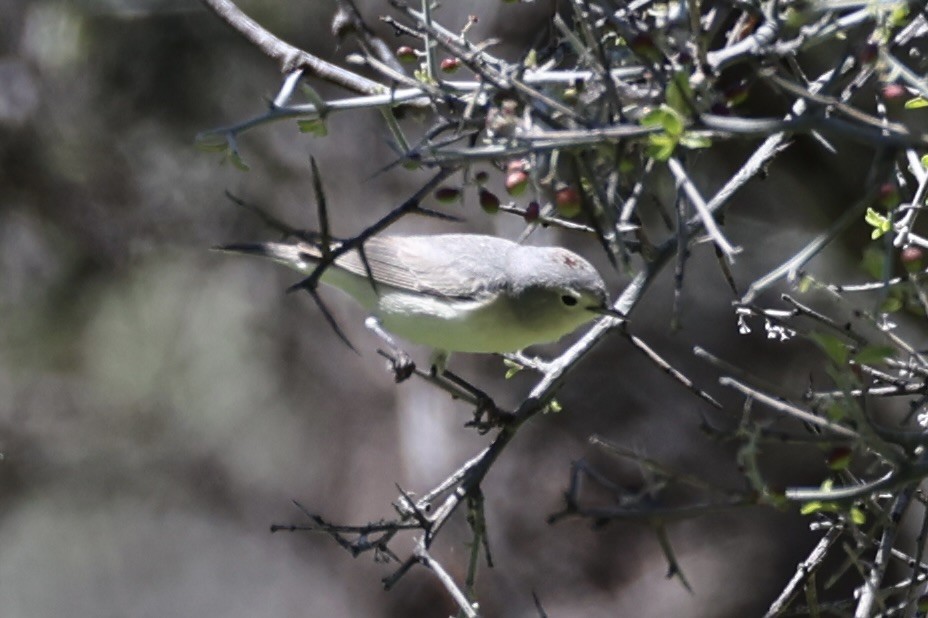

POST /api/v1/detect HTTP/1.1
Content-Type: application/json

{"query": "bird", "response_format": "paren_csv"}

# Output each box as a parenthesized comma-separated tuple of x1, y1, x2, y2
(215, 233, 611, 372)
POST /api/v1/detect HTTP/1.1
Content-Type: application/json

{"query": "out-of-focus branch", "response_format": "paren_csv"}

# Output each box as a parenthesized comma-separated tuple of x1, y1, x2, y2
(200, 0, 384, 94)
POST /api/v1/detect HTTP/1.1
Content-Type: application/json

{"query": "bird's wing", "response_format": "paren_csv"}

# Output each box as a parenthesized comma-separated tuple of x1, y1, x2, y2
(327, 235, 513, 299)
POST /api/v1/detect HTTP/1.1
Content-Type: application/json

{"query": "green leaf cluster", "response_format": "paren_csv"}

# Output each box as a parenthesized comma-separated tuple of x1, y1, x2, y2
(865, 207, 891, 240)
(799, 480, 866, 524)
(640, 105, 710, 161)
(194, 133, 250, 171)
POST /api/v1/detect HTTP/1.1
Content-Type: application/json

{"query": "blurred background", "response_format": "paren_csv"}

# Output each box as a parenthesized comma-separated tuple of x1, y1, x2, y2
(0, 1, 913, 616)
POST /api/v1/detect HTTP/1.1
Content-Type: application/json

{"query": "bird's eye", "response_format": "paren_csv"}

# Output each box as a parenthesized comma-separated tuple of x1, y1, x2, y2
(561, 294, 578, 307)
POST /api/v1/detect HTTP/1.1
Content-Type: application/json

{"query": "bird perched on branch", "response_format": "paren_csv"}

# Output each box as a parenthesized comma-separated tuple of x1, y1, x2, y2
(216, 233, 612, 376)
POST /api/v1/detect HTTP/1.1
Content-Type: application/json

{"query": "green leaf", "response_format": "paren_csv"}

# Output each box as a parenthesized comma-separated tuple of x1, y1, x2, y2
(881, 295, 903, 313)
(640, 108, 666, 127)
(413, 68, 434, 84)
(849, 507, 867, 525)
(647, 133, 678, 161)
(662, 110, 684, 137)
(299, 83, 328, 111)
(297, 119, 328, 137)
(641, 106, 684, 137)
(861, 246, 886, 280)
(825, 363, 858, 390)
(225, 149, 250, 172)
(666, 72, 693, 118)
(503, 359, 523, 380)
(799, 481, 836, 514)
(194, 132, 229, 152)
(797, 275, 813, 293)
(889, 3, 910, 27)
(852, 345, 895, 365)
(641, 106, 687, 161)
(679, 132, 712, 150)
(524, 48, 538, 69)
(825, 400, 846, 421)
(800, 500, 826, 515)
(905, 96, 928, 109)
(809, 332, 849, 366)
(546, 398, 563, 414)
(865, 207, 891, 239)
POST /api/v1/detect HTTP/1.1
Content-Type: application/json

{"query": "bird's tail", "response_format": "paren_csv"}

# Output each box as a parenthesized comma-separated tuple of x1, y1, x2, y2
(212, 241, 323, 273)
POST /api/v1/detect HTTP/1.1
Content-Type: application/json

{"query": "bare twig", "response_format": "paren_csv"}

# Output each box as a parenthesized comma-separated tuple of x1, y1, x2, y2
(764, 525, 844, 617)
(200, 0, 384, 94)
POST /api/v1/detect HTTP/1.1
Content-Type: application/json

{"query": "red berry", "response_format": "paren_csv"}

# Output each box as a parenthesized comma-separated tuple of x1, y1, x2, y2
(554, 185, 582, 218)
(505, 170, 529, 196)
(878, 182, 900, 208)
(825, 446, 853, 471)
(524, 200, 540, 223)
(440, 57, 460, 73)
(506, 159, 526, 174)
(396, 46, 417, 63)
(882, 83, 906, 100)
(902, 246, 924, 271)
(858, 42, 878, 64)
(478, 189, 500, 214)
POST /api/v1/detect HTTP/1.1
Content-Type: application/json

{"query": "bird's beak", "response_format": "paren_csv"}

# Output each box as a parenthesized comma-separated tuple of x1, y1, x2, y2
(588, 304, 625, 320)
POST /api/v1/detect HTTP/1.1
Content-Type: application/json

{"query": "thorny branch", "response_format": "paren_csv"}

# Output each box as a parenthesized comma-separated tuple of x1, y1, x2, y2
(203, 0, 928, 613)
